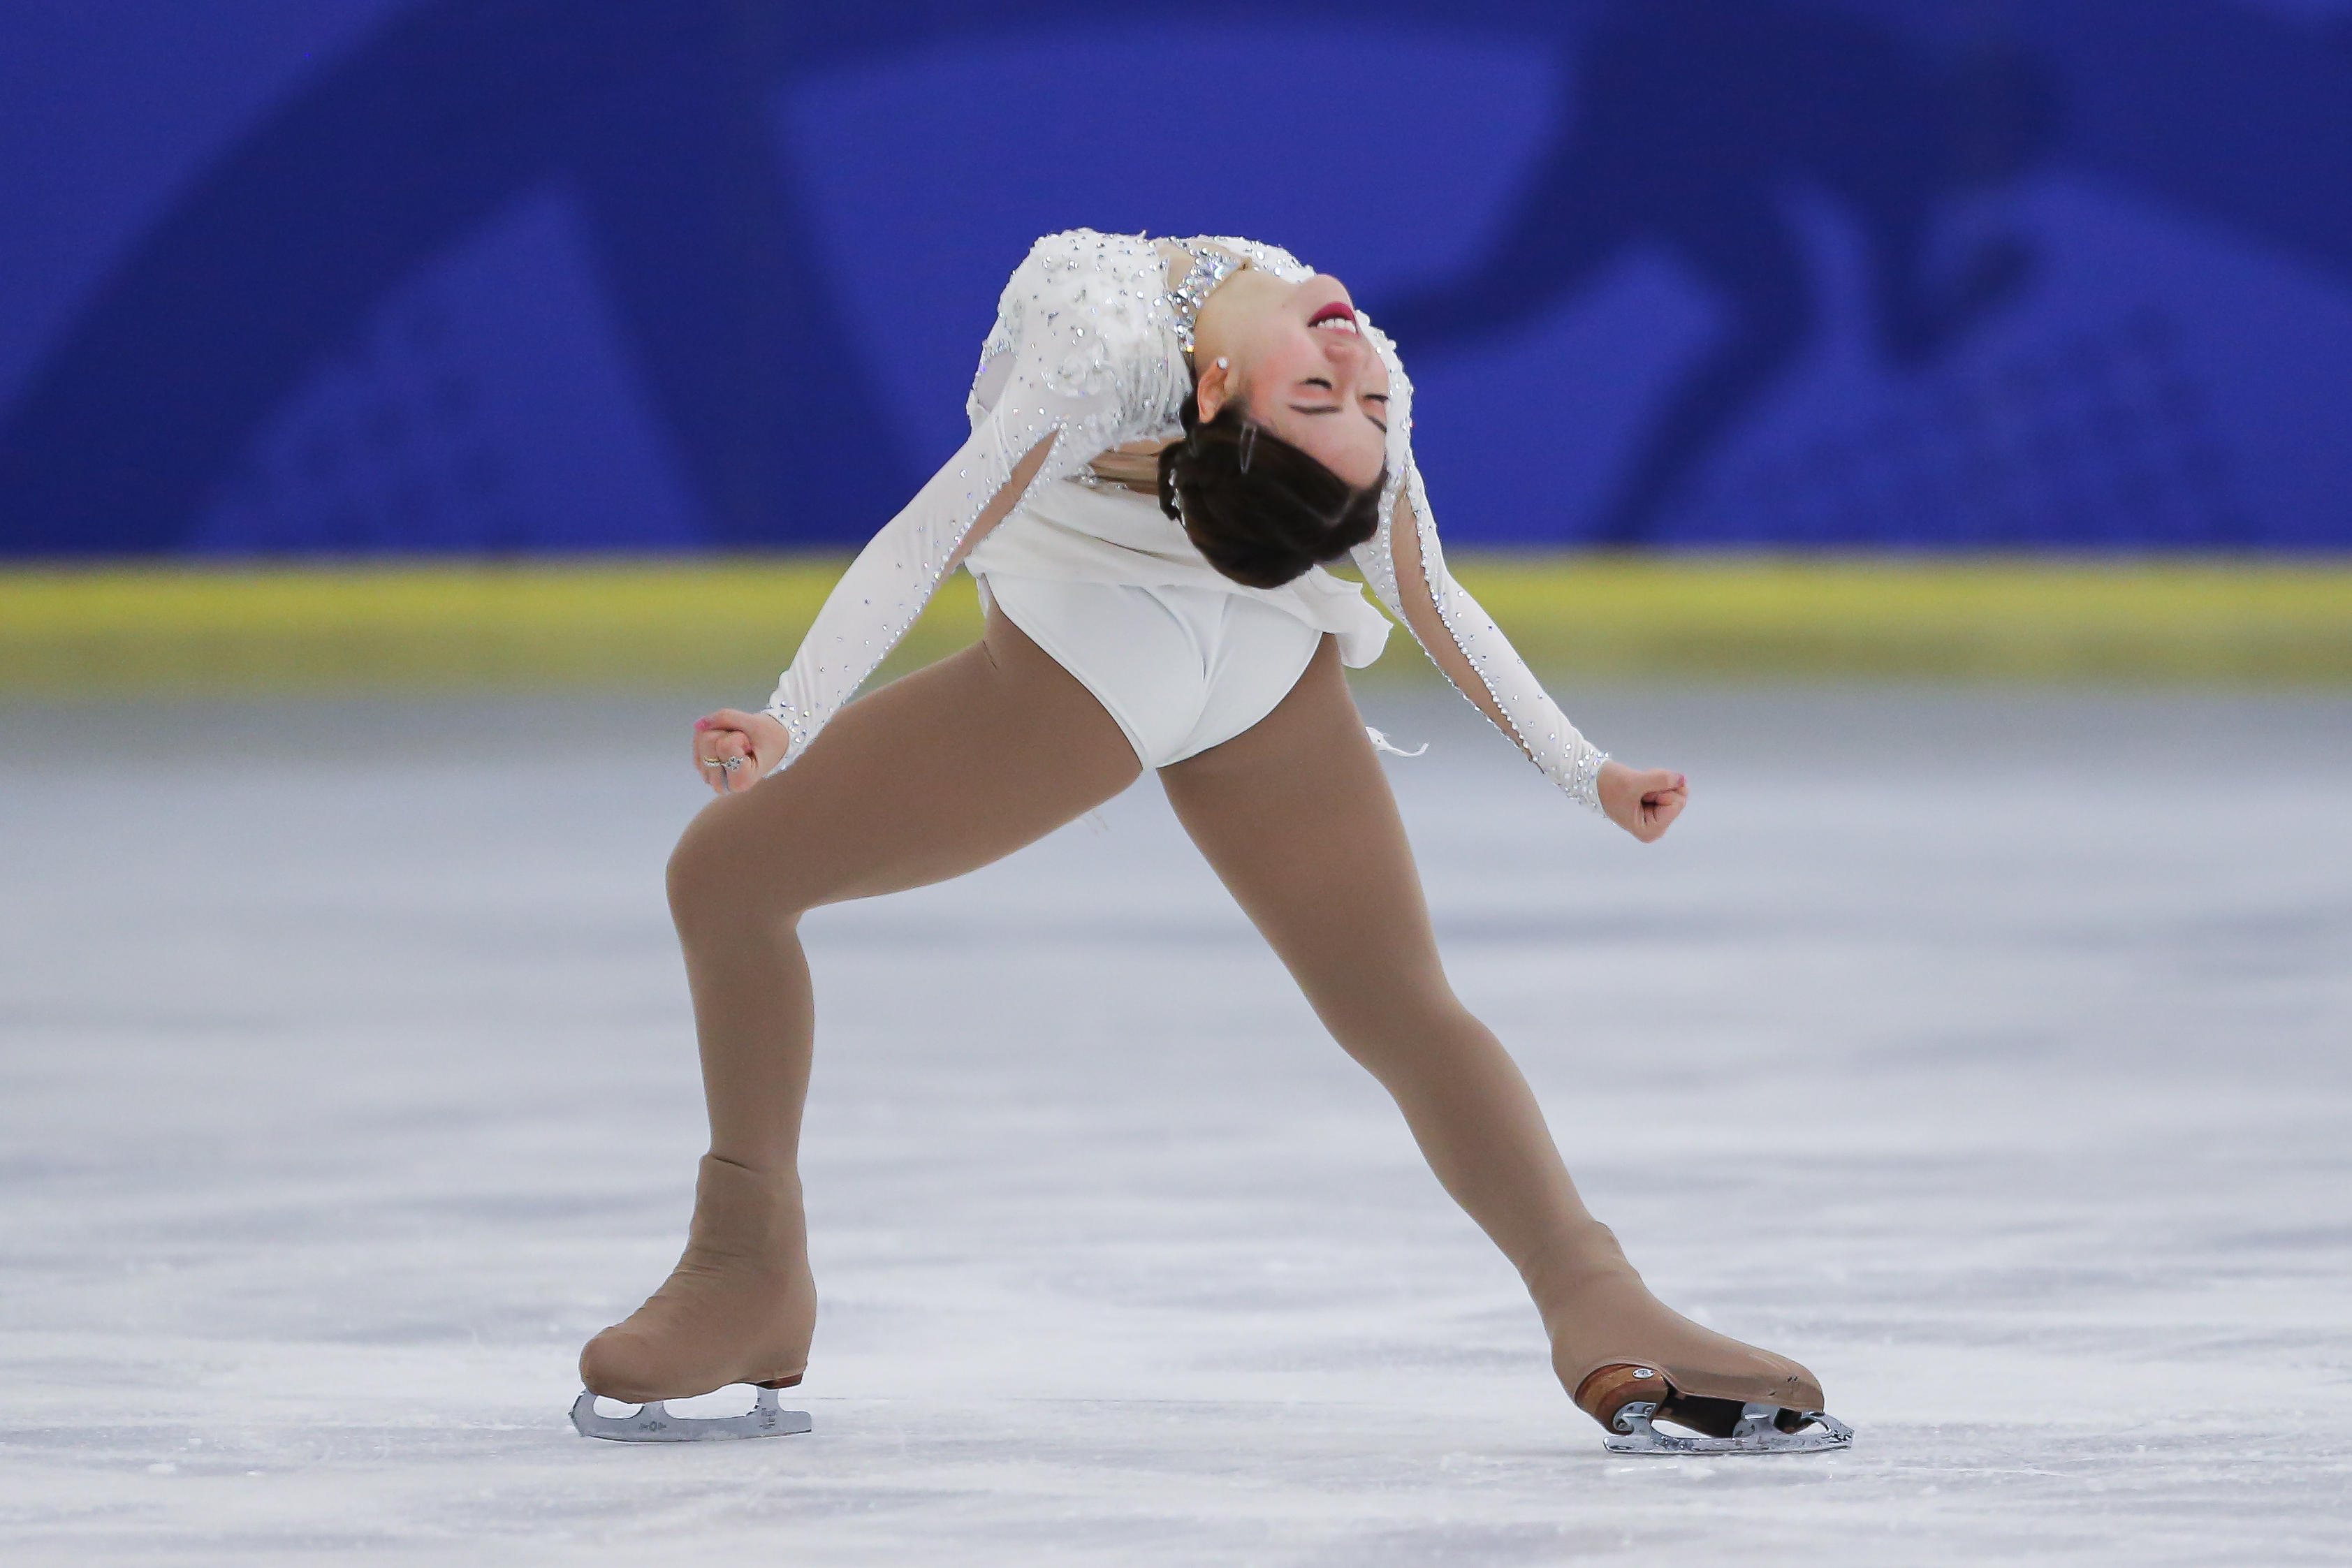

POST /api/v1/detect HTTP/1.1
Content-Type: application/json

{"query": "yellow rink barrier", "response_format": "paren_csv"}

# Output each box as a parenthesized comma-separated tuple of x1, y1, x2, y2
(2, 555, 2349, 698)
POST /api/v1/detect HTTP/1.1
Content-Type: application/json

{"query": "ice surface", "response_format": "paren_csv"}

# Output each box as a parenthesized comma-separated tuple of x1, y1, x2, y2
(2, 685, 2348, 1565)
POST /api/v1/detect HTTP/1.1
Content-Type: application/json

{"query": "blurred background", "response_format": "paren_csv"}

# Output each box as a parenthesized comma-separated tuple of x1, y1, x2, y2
(2, 0, 2349, 690)
(7, 7, 2352, 1561)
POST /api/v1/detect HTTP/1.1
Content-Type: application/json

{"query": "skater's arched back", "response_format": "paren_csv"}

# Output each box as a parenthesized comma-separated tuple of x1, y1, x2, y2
(576, 228, 1846, 1456)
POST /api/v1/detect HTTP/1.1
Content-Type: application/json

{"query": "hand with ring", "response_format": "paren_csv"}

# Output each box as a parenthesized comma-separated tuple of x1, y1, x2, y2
(691, 708, 790, 796)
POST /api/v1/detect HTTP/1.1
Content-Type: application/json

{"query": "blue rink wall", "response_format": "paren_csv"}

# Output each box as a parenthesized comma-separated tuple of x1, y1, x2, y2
(3, 0, 2351, 559)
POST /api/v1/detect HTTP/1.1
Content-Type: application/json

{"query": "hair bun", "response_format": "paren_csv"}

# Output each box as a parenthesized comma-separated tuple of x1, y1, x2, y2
(1155, 392, 1385, 589)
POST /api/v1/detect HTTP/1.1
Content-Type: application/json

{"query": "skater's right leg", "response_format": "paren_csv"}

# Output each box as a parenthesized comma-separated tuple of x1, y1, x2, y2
(580, 606, 1141, 1403)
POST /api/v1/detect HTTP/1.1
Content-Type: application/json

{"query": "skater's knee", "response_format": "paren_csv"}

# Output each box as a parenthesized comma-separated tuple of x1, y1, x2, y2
(1320, 986, 1486, 1071)
(665, 805, 819, 932)
(666, 830, 747, 934)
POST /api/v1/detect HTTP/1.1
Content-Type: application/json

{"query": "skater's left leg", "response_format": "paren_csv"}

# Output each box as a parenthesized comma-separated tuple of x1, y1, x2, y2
(1158, 638, 1824, 1428)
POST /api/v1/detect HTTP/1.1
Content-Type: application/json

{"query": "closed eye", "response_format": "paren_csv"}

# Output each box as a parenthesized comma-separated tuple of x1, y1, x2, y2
(1290, 379, 1387, 432)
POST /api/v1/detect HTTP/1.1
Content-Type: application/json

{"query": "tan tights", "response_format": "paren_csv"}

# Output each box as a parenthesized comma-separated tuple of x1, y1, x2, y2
(580, 610, 1823, 1426)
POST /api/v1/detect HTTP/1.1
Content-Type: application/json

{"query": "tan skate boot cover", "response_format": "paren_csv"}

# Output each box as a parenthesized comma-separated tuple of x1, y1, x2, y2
(1537, 1226, 1824, 1432)
(579, 1155, 817, 1405)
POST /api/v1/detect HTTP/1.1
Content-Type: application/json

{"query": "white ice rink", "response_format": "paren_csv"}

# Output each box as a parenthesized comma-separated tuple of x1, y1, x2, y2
(3, 683, 2348, 1565)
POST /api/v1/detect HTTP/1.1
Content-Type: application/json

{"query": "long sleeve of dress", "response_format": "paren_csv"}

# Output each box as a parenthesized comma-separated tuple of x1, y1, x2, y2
(763, 233, 1180, 759)
(1348, 321, 1611, 814)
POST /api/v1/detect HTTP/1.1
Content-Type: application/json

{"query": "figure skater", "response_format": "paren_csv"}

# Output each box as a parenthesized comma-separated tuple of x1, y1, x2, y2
(573, 230, 1848, 1454)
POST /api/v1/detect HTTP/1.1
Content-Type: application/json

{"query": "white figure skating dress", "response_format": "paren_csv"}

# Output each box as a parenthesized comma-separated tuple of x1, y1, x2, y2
(764, 229, 1610, 802)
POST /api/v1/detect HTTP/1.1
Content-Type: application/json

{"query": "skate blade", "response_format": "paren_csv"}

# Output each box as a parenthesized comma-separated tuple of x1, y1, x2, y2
(569, 1385, 812, 1442)
(1602, 1400, 1853, 1456)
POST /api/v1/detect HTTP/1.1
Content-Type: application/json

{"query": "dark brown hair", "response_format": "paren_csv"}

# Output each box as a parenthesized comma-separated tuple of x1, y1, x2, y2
(1156, 392, 1386, 589)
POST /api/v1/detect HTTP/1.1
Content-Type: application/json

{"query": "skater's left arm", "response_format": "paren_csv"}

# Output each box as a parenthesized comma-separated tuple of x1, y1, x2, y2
(1375, 487, 1685, 842)
(1344, 318, 1683, 841)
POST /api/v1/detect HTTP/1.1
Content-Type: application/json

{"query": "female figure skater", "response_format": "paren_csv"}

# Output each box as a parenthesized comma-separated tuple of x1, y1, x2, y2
(576, 230, 1846, 1453)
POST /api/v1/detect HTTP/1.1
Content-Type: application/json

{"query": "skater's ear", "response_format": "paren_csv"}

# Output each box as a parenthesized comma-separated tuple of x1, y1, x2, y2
(1196, 355, 1237, 424)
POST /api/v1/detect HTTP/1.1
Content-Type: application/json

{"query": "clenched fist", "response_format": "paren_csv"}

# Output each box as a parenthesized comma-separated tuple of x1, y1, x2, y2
(1597, 759, 1688, 843)
(692, 708, 790, 796)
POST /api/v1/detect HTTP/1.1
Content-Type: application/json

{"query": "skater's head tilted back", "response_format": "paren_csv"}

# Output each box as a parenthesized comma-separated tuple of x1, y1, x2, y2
(1157, 267, 1389, 590)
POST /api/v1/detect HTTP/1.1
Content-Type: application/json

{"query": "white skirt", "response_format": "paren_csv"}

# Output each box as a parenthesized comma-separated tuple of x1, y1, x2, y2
(962, 477, 1392, 668)
(979, 572, 1323, 769)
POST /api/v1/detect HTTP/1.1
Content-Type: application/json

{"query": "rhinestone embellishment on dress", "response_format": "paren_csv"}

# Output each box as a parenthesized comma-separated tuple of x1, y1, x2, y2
(1161, 240, 1242, 356)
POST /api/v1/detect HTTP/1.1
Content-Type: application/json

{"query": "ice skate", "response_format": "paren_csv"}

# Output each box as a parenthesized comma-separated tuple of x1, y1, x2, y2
(1575, 1363, 1853, 1455)
(569, 1384, 812, 1443)
(1540, 1233, 1853, 1456)
(573, 1154, 817, 1442)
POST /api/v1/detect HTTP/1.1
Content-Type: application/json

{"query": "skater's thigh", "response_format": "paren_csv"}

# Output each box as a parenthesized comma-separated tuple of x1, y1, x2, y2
(1157, 638, 1455, 1030)
(673, 604, 1141, 913)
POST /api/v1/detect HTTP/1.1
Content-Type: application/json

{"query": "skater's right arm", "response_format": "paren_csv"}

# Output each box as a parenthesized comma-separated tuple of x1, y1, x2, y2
(687, 433, 1055, 796)
(754, 234, 1154, 770)
(751, 429, 1061, 772)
